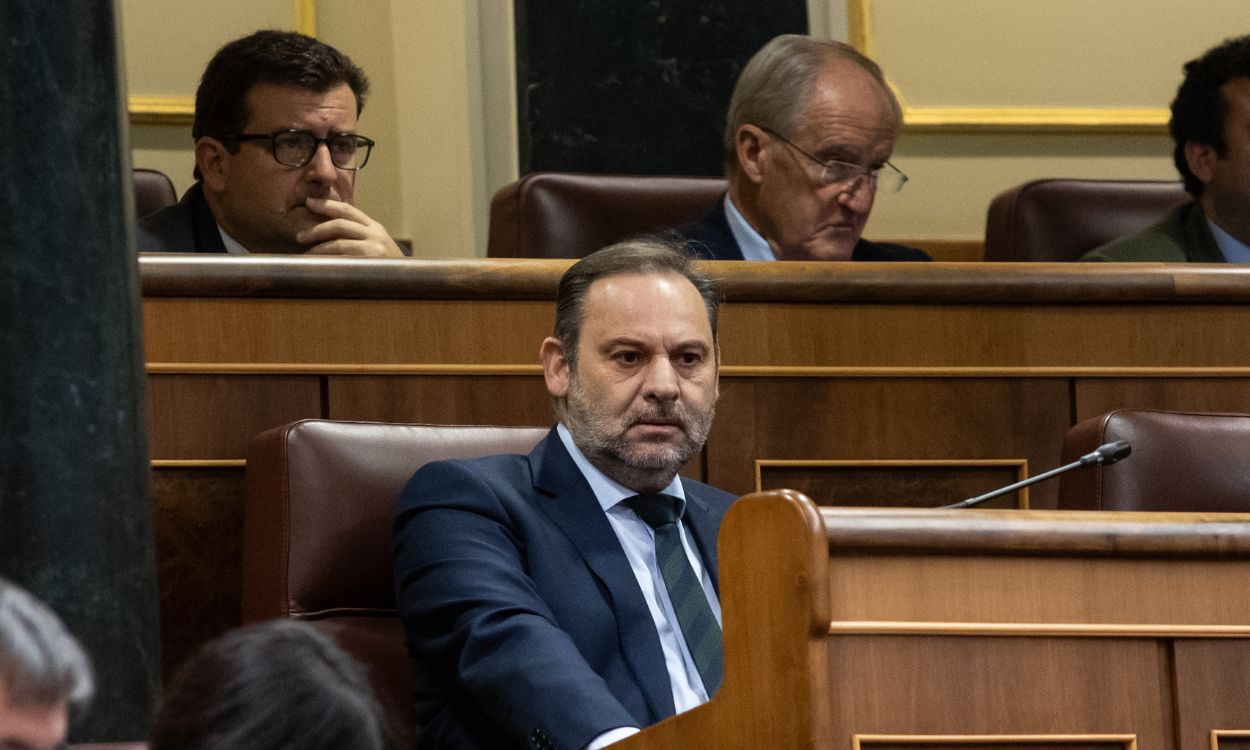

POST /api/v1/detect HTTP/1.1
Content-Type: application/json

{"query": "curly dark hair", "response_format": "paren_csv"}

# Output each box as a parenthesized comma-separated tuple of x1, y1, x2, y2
(191, 30, 370, 179)
(1170, 35, 1250, 196)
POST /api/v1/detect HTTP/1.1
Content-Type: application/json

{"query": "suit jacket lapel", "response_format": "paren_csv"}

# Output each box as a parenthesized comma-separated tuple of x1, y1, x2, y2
(529, 430, 677, 722)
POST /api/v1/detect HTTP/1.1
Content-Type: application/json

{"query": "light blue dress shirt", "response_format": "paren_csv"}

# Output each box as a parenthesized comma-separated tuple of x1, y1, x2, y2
(555, 424, 722, 748)
(723, 195, 777, 261)
(1208, 217, 1250, 263)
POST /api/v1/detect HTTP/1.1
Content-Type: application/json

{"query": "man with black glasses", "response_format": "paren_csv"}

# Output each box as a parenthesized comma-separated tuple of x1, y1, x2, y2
(138, 30, 404, 256)
(675, 34, 929, 262)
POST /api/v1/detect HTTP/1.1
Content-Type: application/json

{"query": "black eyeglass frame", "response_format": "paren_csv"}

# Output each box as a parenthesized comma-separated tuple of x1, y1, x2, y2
(758, 126, 906, 193)
(222, 129, 375, 171)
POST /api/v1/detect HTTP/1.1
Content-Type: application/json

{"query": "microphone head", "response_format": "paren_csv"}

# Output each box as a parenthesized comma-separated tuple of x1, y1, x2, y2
(1094, 440, 1132, 465)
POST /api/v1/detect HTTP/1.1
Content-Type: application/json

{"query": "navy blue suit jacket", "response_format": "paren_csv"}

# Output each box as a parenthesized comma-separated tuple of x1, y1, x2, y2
(392, 428, 736, 750)
(136, 182, 229, 253)
(673, 196, 931, 261)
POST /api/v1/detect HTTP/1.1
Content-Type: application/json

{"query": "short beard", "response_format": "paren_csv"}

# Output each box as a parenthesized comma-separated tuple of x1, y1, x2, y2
(561, 378, 715, 494)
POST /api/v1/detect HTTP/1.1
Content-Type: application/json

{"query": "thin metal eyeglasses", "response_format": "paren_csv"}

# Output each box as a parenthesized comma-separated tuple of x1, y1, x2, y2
(223, 129, 375, 170)
(759, 126, 906, 193)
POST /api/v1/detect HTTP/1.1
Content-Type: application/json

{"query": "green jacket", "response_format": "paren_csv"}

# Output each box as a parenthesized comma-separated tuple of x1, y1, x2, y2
(1080, 201, 1225, 262)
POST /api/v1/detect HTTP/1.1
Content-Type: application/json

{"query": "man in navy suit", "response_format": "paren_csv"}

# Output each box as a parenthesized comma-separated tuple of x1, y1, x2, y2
(675, 34, 929, 262)
(393, 240, 736, 750)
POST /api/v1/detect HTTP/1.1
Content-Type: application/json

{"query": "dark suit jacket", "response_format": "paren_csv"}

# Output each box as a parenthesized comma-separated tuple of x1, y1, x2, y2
(137, 182, 228, 253)
(392, 428, 736, 750)
(672, 196, 931, 261)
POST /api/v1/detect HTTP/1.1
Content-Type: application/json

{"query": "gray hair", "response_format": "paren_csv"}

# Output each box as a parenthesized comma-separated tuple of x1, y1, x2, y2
(0, 578, 93, 711)
(723, 34, 901, 171)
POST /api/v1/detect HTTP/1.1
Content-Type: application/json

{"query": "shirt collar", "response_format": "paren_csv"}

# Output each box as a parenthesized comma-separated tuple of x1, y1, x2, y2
(217, 225, 252, 254)
(723, 195, 777, 262)
(1207, 216, 1250, 263)
(555, 422, 686, 513)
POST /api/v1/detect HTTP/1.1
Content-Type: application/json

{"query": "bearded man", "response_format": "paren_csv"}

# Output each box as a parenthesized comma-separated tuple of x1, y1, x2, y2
(392, 239, 735, 750)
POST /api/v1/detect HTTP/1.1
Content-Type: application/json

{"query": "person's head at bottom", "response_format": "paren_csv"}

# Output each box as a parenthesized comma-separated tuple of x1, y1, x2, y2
(149, 620, 393, 750)
(0, 577, 94, 750)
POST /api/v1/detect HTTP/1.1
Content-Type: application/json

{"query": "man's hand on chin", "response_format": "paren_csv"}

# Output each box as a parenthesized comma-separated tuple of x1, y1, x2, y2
(297, 196, 405, 257)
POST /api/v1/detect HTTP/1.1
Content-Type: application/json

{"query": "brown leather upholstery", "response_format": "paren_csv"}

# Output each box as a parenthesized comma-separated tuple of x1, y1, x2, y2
(242, 419, 549, 748)
(133, 168, 177, 219)
(1058, 409, 1250, 511)
(983, 179, 1189, 262)
(486, 171, 727, 258)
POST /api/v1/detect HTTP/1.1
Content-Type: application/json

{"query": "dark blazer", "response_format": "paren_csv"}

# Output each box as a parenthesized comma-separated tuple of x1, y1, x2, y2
(392, 428, 736, 750)
(136, 182, 228, 253)
(673, 196, 931, 261)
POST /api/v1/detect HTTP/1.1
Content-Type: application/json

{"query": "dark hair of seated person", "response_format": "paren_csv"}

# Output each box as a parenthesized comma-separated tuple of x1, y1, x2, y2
(149, 620, 394, 750)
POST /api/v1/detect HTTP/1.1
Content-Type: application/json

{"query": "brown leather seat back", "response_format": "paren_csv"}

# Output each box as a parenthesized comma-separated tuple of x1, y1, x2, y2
(486, 171, 727, 258)
(1058, 409, 1250, 511)
(984, 179, 1188, 261)
(133, 168, 177, 219)
(242, 419, 549, 747)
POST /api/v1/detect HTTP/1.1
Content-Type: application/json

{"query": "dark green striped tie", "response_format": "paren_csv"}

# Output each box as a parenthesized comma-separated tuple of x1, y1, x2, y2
(624, 493, 723, 695)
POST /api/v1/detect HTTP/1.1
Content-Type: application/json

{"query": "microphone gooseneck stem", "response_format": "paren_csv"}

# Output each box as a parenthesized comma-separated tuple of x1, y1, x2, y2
(942, 459, 1084, 510)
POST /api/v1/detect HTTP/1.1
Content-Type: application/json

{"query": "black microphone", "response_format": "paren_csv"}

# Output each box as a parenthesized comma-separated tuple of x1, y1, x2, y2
(941, 440, 1131, 509)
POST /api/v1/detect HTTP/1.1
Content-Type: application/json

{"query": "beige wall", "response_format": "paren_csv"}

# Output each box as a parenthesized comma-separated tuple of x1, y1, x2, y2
(124, 0, 1241, 253)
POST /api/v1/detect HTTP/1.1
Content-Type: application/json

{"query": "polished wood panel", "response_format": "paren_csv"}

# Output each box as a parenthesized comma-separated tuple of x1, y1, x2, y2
(757, 460, 1024, 508)
(152, 466, 245, 677)
(147, 374, 321, 459)
(139, 257, 1250, 689)
(1075, 378, 1250, 422)
(325, 374, 553, 425)
(709, 378, 1067, 503)
(617, 493, 1250, 750)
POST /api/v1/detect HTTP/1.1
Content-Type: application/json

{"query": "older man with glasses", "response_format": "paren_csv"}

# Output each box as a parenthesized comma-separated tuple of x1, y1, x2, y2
(675, 34, 929, 262)
(138, 30, 404, 257)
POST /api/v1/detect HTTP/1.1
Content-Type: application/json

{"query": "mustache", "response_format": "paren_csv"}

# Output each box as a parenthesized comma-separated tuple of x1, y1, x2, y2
(627, 403, 688, 427)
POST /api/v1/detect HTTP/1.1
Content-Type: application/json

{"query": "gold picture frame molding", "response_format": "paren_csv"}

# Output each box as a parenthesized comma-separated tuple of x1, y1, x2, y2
(846, 0, 1168, 133)
(127, 0, 317, 126)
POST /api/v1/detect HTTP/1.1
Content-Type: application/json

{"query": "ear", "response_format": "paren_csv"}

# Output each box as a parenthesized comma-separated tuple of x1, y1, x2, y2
(1184, 141, 1218, 185)
(195, 137, 231, 193)
(734, 124, 769, 184)
(540, 337, 570, 398)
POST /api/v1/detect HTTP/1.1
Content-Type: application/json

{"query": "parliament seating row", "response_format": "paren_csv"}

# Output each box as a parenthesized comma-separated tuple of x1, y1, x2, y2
(131, 167, 1188, 261)
(239, 409, 1250, 745)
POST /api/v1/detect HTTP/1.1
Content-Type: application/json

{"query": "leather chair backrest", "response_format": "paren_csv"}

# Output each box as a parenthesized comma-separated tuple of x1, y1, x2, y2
(487, 171, 727, 258)
(133, 168, 177, 219)
(984, 178, 1189, 262)
(1058, 409, 1250, 511)
(242, 419, 549, 747)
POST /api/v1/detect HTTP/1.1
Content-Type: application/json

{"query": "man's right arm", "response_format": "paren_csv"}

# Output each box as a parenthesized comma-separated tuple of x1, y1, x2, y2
(392, 459, 639, 750)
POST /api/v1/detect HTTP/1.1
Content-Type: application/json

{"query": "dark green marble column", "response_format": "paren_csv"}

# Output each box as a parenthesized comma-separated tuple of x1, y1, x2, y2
(0, 0, 160, 741)
(515, 0, 808, 175)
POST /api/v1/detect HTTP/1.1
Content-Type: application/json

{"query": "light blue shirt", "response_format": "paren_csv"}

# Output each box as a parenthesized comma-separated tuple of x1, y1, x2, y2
(723, 195, 777, 261)
(555, 423, 721, 746)
(1208, 217, 1250, 263)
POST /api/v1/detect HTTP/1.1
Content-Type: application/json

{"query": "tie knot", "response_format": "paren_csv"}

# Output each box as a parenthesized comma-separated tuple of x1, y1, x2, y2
(624, 494, 682, 529)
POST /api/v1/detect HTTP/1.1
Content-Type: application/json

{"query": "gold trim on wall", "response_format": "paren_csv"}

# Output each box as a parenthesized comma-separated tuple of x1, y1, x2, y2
(1211, 729, 1250, 750)
(845, 0, 1168, 133)
(126, 0, 317, 126)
